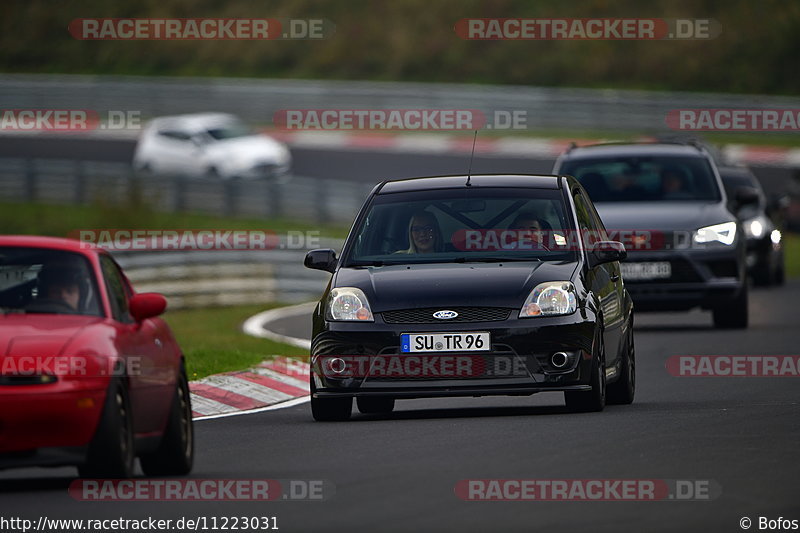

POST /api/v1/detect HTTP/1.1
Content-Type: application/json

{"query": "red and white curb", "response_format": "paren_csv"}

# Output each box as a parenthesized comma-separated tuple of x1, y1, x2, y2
(265, 129, 800, 168)
(190, 356, 310, 420)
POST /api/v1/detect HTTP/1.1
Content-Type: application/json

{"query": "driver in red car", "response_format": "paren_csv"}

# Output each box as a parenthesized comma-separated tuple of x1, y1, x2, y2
(28, 266, 86, 313)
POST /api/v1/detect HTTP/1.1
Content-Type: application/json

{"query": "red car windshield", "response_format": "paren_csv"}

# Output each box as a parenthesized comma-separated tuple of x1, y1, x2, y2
(0, 247, 102, 317)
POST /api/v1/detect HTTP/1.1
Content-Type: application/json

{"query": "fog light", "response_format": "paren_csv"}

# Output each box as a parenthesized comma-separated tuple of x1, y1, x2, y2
(551, 352, 569, 368)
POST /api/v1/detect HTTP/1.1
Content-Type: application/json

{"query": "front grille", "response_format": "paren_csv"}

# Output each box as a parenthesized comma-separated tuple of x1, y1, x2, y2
(381, 307, 512, 324)
(707, 259, 739, 278)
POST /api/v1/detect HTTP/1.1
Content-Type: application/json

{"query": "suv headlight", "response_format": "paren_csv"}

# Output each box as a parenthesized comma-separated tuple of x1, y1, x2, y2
(326, 287, 374, 321)
(693, 222, 737, 245)
(744, 216, 768, 239)
(519, 281, 577, 318)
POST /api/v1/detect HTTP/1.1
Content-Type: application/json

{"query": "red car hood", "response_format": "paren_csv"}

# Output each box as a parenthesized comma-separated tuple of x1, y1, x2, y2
(0, 314, 106, 357)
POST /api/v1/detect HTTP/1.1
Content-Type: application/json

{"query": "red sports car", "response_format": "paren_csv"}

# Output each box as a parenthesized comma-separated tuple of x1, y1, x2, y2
(0, 236, 193, 477)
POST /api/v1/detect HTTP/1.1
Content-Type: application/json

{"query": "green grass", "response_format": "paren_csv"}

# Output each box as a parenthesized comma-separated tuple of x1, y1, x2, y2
(163, 304, 309, 380)
(0, 201, 350, 239)
(785, 233, 800, 280)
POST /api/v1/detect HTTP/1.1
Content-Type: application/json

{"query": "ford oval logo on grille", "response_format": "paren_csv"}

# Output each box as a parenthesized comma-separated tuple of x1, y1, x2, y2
(433, 310, 459, 320)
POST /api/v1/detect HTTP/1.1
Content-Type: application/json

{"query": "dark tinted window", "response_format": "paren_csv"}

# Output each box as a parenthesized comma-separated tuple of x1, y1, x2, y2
(0, 247, 101, 316)
(157, 130, 191, 141)
(560, 156, 721, 202)
(100, 255, 133, 323)
(343, 188, 577, 266)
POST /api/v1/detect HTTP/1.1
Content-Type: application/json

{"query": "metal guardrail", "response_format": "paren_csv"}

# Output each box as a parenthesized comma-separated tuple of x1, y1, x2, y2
(114, 244, 342, 308)
(2, 74, 800, 132)
(0, 157, 373, 224)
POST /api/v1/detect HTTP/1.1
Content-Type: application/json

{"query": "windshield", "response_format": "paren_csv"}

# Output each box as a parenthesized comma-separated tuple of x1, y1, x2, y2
(205, 121, 251, 140)
(560, 156, 722, 203)
(342, 188, 578, 266)
(0, 248, 102, 316)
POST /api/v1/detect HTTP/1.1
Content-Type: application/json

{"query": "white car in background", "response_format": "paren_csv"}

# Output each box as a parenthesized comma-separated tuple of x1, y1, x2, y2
(133, 113, 291, 181)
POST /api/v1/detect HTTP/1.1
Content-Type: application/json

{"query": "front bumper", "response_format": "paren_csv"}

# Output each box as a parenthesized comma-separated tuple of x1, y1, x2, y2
(622, 247, 744, 312)
(311, 312, 597, 399)
(0, 382, 106, 458)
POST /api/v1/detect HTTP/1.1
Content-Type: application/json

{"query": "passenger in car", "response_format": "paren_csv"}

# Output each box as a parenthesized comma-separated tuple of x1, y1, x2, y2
(399, 210, 443, 253)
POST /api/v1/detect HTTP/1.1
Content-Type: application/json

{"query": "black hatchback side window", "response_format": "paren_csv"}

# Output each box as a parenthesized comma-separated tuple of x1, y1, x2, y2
(99, 255, 133, 323)
(573, 190, 608, 249)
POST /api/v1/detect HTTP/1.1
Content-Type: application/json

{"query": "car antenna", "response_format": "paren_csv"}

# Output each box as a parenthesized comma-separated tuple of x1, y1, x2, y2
(466, 130, 477, 187)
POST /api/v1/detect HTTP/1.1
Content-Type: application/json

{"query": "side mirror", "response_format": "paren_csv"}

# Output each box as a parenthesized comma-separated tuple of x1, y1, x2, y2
(129, 293, 167, 322)
(590, 240, 627, 267)
(734, 186, 760, 208)
(304, 249, 338, 273)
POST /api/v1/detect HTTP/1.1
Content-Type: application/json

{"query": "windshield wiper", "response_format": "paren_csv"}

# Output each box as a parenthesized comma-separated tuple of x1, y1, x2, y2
(453, 256, 543, 263)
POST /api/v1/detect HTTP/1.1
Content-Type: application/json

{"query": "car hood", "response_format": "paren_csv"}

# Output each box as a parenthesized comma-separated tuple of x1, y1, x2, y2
(204, 135, 288, 163)
(594, 201, 734, 232)
(0, 314, 106, 358)
(334, 260, 579, 311)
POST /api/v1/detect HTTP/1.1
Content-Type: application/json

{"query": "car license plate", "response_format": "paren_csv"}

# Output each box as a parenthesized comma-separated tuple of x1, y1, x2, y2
(401, 332, 490, 353)
(620, 261, 672, 280)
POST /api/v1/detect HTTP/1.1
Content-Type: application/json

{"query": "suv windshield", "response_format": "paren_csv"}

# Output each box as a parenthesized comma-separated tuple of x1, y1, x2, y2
(342, 188, 578, 266)
(559, 156, 721, 203)
(0, 248, 102, 316)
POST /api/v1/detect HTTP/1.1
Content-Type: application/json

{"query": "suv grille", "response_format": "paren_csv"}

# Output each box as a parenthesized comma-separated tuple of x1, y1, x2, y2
(381, 307, 512, 324)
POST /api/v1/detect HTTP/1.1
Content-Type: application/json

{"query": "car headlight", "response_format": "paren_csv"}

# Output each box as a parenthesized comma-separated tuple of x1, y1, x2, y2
(744, 216, 769, 239)
(326, 287, 374, 321)
(519, 281, 577, 318)
(693, 222, 737, 245)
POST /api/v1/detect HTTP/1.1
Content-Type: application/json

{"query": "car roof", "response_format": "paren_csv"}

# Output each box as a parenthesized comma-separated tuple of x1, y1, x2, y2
(559, 142, 709, 160)
(378, 174, 563, 194)
(149, 112, 239, 131)
(0, 235, 99, 254)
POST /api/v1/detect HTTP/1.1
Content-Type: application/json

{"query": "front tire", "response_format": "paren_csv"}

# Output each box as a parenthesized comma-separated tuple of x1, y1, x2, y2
(712, 284, 748, 329)
(606, 325, 635, 405)
(310, 378, 352, 421)
(140, 366, 194, 476)
(79, 379, 135, 478)
(565, 334, 606, 413)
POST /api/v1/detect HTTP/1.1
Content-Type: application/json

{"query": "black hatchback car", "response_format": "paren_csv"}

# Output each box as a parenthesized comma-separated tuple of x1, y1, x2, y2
(554, 142, 753, 329)
(304, 174, 634, 421)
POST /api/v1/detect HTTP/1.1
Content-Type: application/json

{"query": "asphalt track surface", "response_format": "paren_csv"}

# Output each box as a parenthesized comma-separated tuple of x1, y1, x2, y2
(0, 135, 793, 195)
(1, 136, 799, 532)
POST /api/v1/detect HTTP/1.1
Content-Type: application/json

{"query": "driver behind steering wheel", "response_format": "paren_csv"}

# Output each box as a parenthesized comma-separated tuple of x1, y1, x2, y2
(27, 266, 88, 314)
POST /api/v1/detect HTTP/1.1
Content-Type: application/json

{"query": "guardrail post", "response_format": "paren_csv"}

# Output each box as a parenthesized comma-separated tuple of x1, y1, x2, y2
(173, 176, 186, 212)
(24, 159, 37, 202)
(268, 179, 282, 218)
(315, 177, 330, 223)
(74, 160, 86, 204)
(224, 179, 238, 216)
